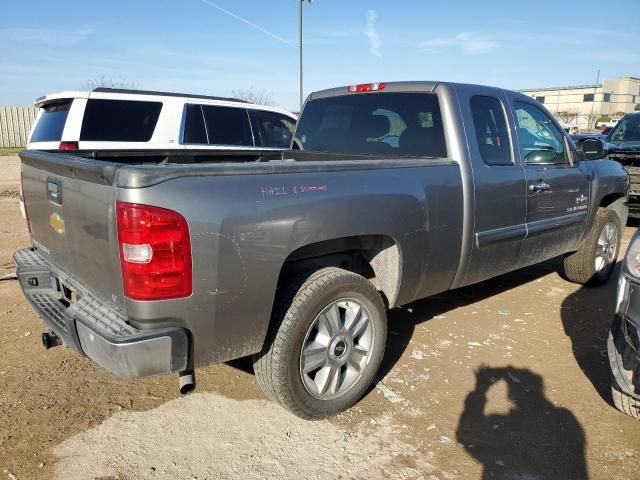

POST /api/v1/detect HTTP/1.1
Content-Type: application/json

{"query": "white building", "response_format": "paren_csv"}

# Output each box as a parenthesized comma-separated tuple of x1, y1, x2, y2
(521, 76, 640, 130)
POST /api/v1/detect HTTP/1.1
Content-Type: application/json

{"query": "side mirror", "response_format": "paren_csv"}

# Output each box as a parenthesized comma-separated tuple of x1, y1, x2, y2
(576, 138, 607, 160)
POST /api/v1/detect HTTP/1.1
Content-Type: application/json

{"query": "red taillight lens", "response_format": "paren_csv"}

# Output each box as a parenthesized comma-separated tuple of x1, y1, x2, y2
(58, 141, 79, 151)
(116, 202, 192, 301)
(348, 82, 387, 93)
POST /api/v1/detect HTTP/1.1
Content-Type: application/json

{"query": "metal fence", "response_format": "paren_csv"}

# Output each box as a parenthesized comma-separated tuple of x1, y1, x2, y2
(0, 106, 38, 148)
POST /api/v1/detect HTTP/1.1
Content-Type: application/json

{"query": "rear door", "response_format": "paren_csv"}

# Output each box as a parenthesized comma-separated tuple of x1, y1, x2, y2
(456, 87, 527, 285)
(512, 100, 590, 267)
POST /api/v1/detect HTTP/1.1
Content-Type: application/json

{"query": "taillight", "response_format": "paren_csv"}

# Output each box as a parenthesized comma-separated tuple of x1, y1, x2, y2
(116, 202, 192, 301)
(348, 82, 387, 93)
(58, 141, 79, 151)
(20, 170, 31, 234)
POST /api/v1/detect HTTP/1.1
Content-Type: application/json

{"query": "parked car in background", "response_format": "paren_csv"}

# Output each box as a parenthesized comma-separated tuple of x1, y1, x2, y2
(15, 81, 628, 419)
(597, 118, 621, 129)
(609, 228, 640, 419)
(27, 88, 297, 151)
(605, 112, 640, 218)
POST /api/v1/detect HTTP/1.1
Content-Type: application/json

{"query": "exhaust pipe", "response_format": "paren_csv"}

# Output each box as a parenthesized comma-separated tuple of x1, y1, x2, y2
(178, 369, 196, 395)
(42, 331, 62, 349)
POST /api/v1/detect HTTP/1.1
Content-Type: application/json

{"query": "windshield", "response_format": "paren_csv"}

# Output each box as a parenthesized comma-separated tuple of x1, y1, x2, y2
(293, 92, 447, 157)
(608, 114, 640, 146)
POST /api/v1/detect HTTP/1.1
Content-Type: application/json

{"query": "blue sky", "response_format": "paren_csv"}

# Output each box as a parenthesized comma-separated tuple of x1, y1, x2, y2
(1, 0, 638, 110)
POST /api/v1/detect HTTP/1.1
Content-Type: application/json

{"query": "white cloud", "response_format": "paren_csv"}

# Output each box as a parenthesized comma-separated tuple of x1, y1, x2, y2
(420, 32, 498, 54)
(365, 10, 381, 57)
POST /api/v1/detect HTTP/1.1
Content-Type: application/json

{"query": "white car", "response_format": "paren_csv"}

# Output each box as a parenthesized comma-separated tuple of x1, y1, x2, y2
(597, 118, 620, 129)
(27, 88, 297, 151)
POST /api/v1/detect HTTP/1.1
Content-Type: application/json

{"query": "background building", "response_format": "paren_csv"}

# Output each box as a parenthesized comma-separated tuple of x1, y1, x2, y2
(521, 76, 640, 130)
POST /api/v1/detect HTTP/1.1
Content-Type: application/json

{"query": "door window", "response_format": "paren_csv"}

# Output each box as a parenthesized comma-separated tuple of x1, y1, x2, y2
(185, 104, 255, 146)
(514, 101, 567, 165)
(252, 110, 295, 148)
(470, 96, 512, 165)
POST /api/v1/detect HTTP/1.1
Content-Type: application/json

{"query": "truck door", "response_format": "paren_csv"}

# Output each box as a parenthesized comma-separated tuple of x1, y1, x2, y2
(512, 100, 590, 267)
(458, 90, 527, 286)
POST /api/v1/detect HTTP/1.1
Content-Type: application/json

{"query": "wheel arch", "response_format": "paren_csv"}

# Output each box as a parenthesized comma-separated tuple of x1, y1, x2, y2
(600, 193, 628, 226)
(276, 235, 402, 308)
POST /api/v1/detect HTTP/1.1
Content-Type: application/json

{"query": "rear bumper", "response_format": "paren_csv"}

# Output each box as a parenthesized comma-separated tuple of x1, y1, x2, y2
(14, 248, 189, 378)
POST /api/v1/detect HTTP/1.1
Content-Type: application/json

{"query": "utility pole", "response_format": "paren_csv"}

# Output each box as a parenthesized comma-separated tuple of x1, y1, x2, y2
(299, 1, 311, 113)
(589, 69, 600, 130)
(299, 0, 303, 112)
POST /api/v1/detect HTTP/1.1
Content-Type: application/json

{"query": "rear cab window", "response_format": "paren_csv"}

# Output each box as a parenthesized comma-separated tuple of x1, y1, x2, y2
(30, 102, 72, 143)
(293, 92, 447, 157)
(80, 99, 162, 142)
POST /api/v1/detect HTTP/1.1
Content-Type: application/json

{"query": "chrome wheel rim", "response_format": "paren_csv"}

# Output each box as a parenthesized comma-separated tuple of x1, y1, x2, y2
(595, 222, 618, 273)
(300, 298, 375, 400)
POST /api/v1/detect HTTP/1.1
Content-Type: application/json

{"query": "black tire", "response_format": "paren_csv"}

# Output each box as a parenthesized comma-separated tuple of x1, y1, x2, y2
(563, 208, 621, 285)
(253, 267, 387, 419)
(611, 384, 640, 419)
(607, 317, 640, 419)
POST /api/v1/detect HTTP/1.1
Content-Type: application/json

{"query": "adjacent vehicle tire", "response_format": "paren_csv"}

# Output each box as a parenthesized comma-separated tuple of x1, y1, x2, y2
(253, 267, 387, 419)
(563, 208, 621, 285)
(608, 319, 640, 419)
(611, 385, 640, 420)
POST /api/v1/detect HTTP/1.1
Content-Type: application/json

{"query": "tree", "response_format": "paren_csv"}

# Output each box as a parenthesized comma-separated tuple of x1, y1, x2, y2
(556, 111, 577, 125)
(232, 86, 277, 106)
(81, 76, 137, 91)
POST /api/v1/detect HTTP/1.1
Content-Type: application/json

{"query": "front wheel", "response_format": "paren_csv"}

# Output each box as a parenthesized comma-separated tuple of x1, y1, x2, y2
(253, 267, 387, 419)
(563, 208, 621, 285)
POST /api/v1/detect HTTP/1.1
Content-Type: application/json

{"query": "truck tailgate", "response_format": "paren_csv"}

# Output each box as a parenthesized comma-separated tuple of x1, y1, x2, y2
(19, 151, 124, 311)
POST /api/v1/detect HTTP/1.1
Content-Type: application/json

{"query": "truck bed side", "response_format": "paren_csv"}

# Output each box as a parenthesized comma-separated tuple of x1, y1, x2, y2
(19, 150, 463, 366)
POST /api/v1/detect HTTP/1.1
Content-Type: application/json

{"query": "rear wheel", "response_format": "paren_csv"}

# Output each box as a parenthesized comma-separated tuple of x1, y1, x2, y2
(253, 267, 387, 419)
(563, 208, 621, 285)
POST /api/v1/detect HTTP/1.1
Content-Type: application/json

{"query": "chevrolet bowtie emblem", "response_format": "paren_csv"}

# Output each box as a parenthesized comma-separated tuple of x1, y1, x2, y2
(49, 212, 65, 234)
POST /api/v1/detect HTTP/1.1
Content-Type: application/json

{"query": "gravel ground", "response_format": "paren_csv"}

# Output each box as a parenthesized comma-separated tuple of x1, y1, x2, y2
(0, 156, 20, 194)
(1, 155, 640, 479)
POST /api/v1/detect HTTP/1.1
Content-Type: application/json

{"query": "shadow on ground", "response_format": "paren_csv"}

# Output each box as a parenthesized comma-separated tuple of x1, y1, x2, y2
(560, 262, 621, 403)
(456, 365, 588, 480)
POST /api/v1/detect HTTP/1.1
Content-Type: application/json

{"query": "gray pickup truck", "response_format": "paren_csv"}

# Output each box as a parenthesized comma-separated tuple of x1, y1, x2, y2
(15, 81, 628, 419)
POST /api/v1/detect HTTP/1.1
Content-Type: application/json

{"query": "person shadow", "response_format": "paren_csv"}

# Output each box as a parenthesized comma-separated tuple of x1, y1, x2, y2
(456, 366, 588, 480)
(559, 261, 622, 403)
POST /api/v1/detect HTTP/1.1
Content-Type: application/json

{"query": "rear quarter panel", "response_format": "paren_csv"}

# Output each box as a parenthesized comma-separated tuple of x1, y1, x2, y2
(118, 162, 463, 366)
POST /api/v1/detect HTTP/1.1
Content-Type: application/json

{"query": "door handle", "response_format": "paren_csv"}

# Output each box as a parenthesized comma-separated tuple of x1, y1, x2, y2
(528, 181, 550, 192)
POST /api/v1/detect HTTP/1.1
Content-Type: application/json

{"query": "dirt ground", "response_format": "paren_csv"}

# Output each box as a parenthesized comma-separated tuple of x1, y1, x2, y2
(1, 155, 640, 480)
